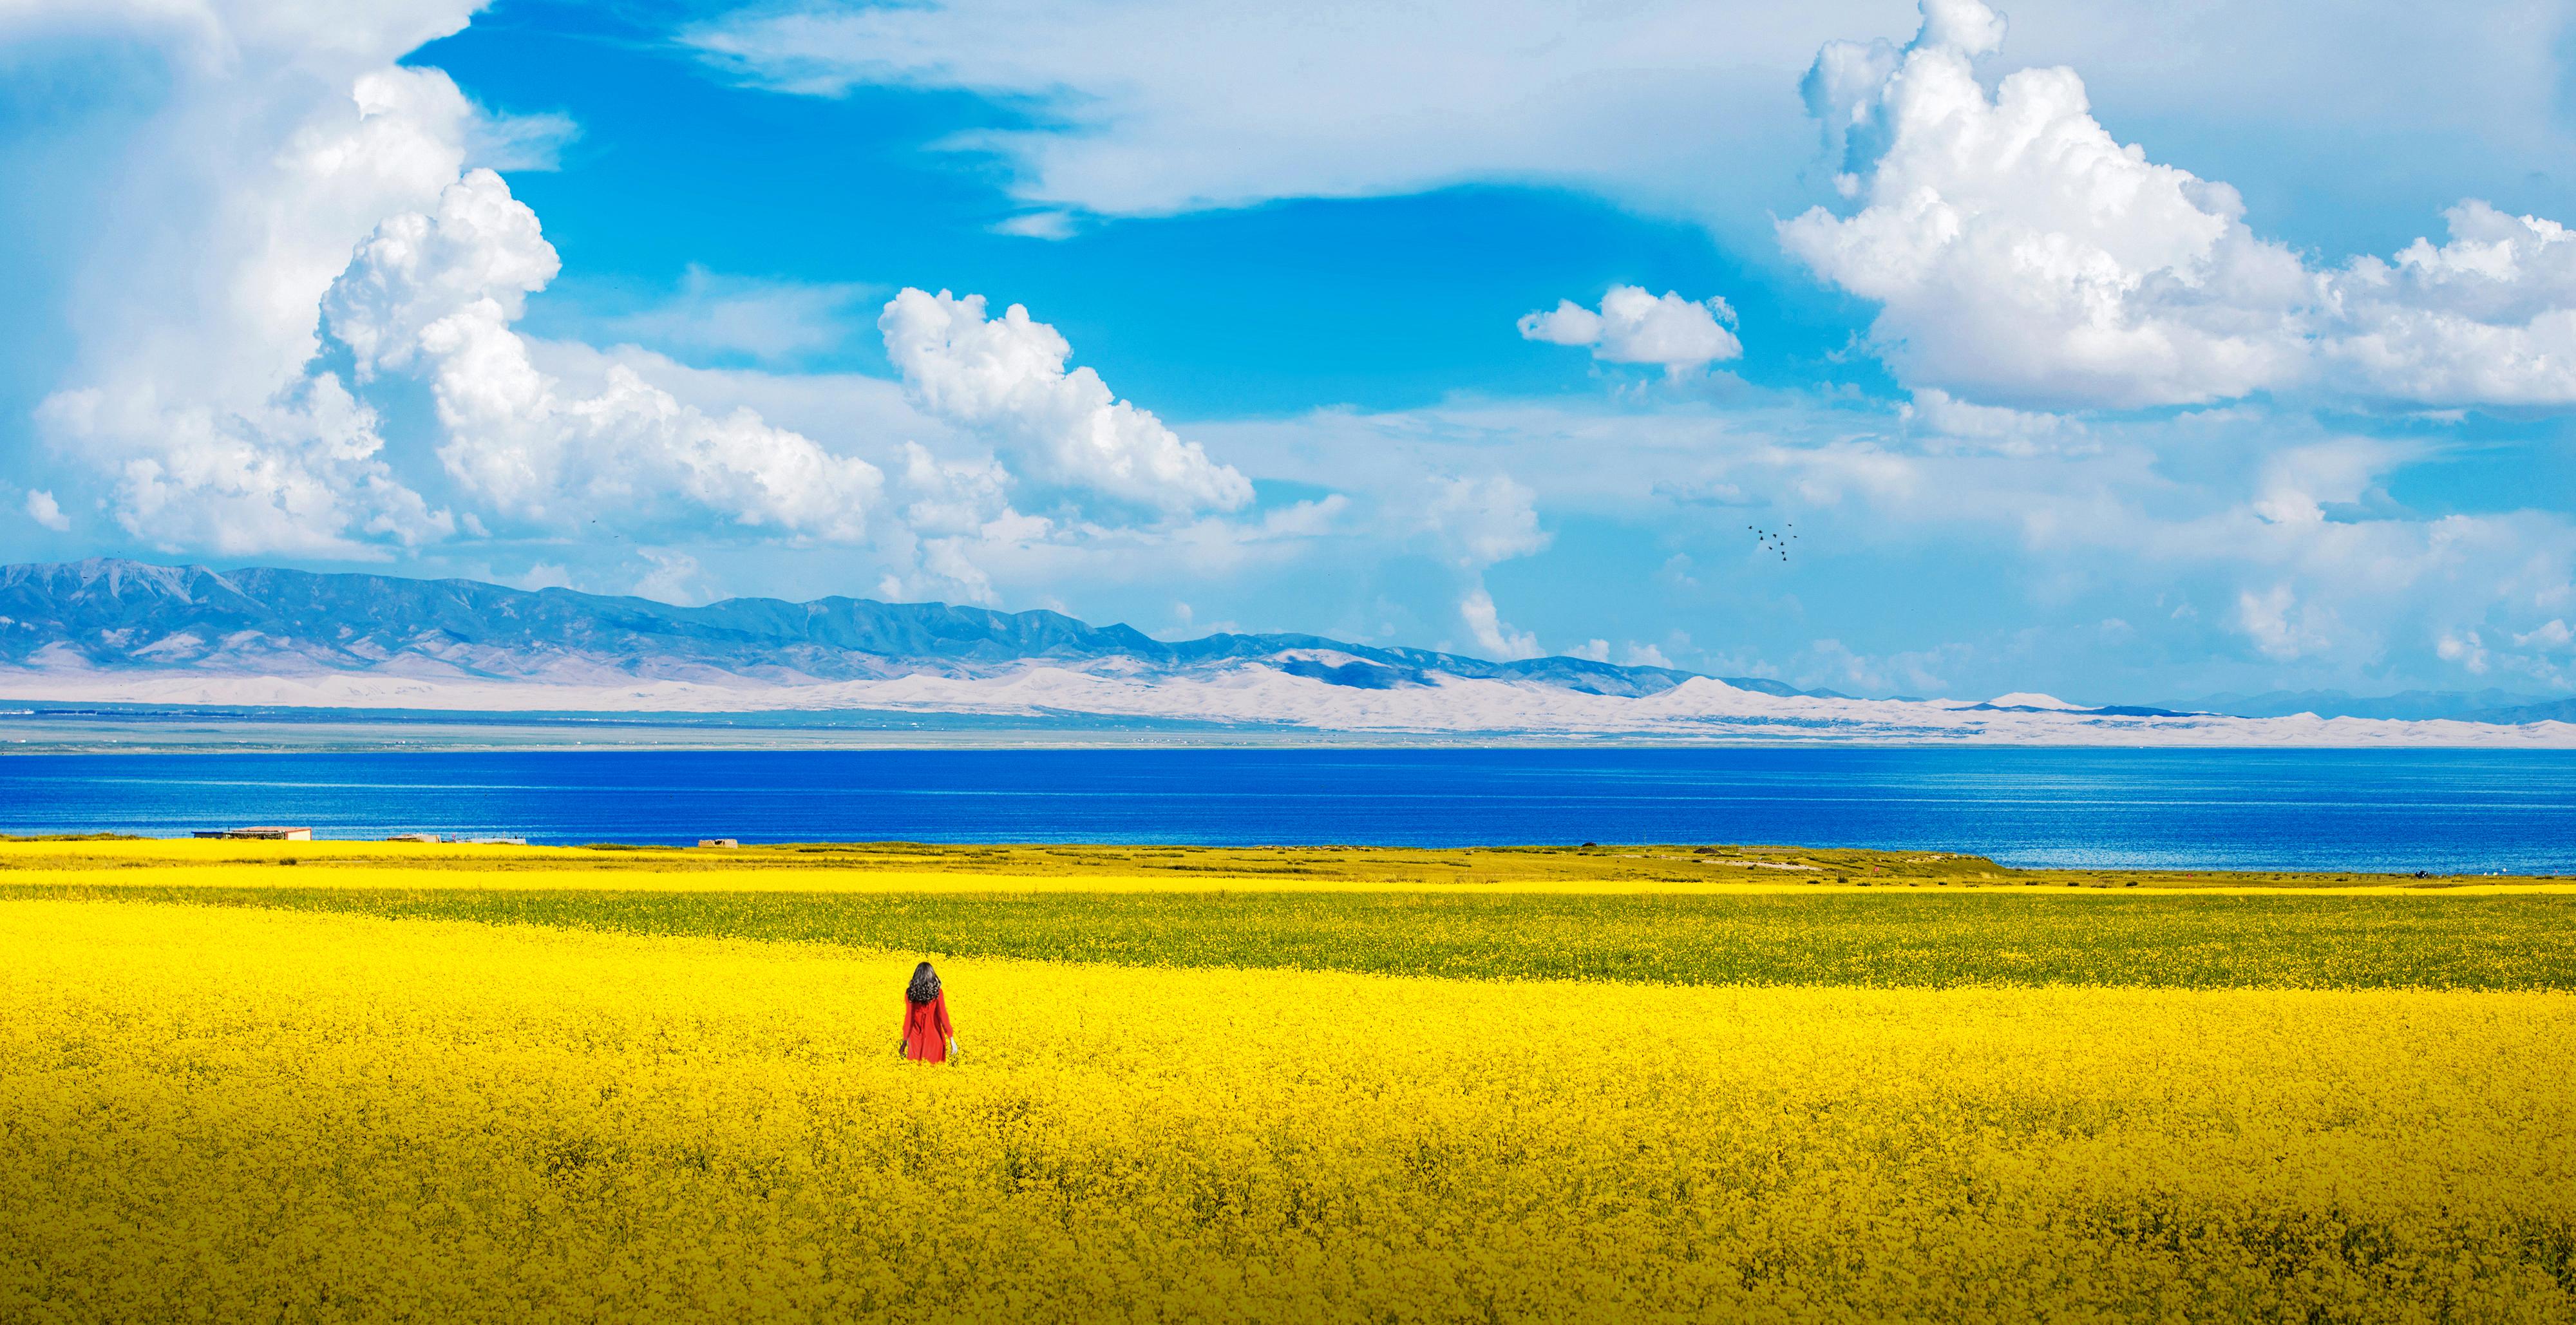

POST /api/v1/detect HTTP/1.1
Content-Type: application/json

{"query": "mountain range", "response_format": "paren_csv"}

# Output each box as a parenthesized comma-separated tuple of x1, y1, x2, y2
(1, 558, 2570, 746)
(0, 558, 1805, 699)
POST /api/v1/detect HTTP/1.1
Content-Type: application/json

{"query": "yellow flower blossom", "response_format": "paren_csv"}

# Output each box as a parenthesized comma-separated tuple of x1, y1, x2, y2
(2, 897, 2571, 1321)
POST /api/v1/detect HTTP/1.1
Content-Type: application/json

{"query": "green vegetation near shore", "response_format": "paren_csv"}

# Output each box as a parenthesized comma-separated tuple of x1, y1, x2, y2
(0, 836, 2551, 888)
(12, 883, 2573, 990)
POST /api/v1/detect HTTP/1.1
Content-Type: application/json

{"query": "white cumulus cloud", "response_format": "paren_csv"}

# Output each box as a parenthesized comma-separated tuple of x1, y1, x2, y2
(1782, 1, 2310, 409)
(1459, 587, 1541, 661)
(44, 371, 453, 555)
(2436, 628, 2492, 675)
(16, 6, 898, 559)
(2322, 203, 2576, 406)
(23, 490, 70, 532)
(328, 169, 885, 540)
(878, 288, 1252, 516)
(1783, 0, 2576, 412)
(32, 64, 484, 554)
(1519, 287, 1743, 377)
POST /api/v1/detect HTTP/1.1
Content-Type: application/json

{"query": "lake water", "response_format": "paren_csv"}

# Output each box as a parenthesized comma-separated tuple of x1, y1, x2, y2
(3, 746, 2573, 871)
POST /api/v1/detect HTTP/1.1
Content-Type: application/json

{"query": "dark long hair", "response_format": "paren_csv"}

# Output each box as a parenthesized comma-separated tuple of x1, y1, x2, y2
(906, 961, 942, 1004)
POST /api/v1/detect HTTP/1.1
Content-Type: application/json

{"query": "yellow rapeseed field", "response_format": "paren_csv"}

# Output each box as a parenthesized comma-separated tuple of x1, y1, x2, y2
(5, 896, 2573, 1322)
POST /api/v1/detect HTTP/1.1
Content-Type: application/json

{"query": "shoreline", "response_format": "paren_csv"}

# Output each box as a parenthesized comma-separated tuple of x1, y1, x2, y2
(7, 837, 2569, 891)
(7, 678, 2576, 749)
(17, 708, 2576, 754)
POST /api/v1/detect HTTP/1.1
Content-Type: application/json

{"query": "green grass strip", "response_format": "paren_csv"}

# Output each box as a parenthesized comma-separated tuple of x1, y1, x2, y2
(10, 885, 2576, 990)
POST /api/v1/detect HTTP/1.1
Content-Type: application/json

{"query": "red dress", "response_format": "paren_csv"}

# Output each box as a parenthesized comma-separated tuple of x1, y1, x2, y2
(901, 990, 954, 1062)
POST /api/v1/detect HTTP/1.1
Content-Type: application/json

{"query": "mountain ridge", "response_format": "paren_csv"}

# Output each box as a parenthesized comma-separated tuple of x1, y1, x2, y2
(10, 560, 2571, 746)
(0, 558, 1828, 700)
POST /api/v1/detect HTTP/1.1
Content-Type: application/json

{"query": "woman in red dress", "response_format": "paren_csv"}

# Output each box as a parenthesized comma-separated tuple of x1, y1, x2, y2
(898, 961, 957, 1062)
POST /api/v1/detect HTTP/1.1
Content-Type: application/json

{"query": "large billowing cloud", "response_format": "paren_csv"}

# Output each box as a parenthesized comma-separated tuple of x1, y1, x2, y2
(328, 169, 884, 539)
(1783, 0, 2576, 411)
(11, 4, 511, 554)
(32, 61, 486, 554)
(8, 0, 960, 559)
(878, 288, 1252, 516)
(41, 367, 453, 557)
(2321, 203, 2576, 406)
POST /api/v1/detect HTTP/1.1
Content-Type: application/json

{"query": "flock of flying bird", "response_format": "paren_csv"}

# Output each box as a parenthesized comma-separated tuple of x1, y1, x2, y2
(1749, 522, 1794, 563)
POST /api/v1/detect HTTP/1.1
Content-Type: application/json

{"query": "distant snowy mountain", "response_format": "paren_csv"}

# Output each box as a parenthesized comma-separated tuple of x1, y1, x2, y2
(1982, 692, 2083, 711)
(2, 559, 2571, 746)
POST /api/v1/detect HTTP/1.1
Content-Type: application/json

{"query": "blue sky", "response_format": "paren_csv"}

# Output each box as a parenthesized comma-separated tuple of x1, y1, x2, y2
(8, 0, 2576, 703)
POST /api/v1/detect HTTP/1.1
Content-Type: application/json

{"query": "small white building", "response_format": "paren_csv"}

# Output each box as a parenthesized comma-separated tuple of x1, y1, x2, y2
(698, 838, 740, 849)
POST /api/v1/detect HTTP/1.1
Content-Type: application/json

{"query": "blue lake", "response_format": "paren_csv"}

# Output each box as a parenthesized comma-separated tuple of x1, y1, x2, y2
(3, 746, 2573, 871)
